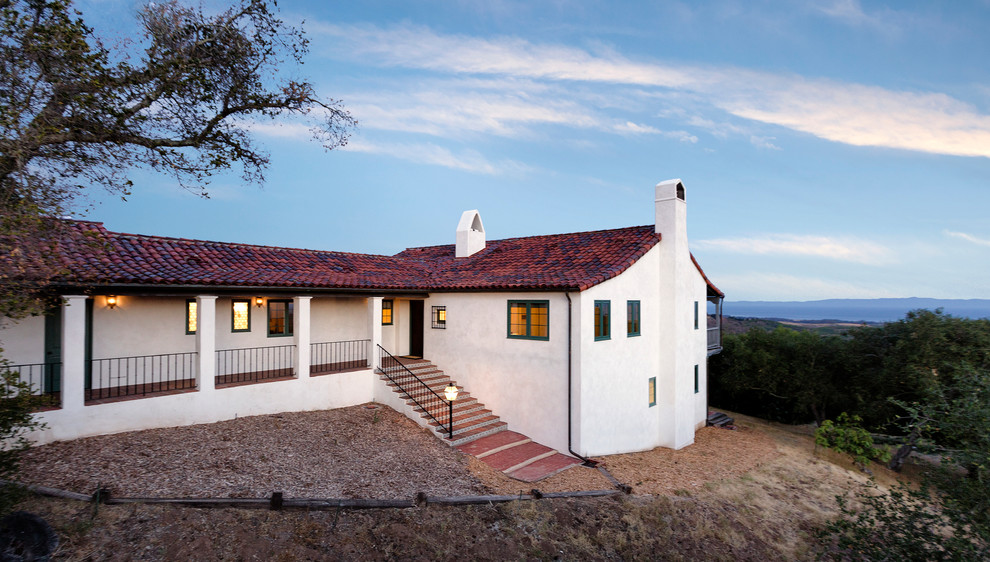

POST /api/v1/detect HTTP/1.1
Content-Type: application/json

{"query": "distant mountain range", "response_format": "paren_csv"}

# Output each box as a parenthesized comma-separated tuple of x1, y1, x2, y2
(724, 298, 990, 323)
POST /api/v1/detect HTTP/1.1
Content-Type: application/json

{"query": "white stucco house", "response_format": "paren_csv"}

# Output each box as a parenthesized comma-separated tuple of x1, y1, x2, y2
(1, 179, 722, 457)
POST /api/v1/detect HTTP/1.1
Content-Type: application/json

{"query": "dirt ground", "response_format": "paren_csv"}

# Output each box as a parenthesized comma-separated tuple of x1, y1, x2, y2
(12, 407, 913, 560)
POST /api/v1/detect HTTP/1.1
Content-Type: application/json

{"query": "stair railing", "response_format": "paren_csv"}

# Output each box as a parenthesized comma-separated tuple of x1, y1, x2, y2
(376, 345, 452, 437)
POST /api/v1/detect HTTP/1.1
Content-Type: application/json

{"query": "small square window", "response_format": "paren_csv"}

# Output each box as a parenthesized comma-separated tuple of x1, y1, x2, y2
(382, 299, 393, 325)
(627, 300, 640, 337)
(432, 306, 446, 329)
(694, 364, 699, 394)
(232, 299, 250, 332)
(648, 377, 656, 407)
(186, 299, 197, 334)
(594, 300, 610, 341)
(268, 300, 294, 337)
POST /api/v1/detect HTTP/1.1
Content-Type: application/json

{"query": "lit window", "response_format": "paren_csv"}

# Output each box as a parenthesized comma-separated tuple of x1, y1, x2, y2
(627, 300, 640, 337)
(507, 300, 549, 340)
(382, 299, 393, 325)
(186, 299, 197, 334)
(594, 300, 610, 341)
(432, 306, 446, 329)
(232, 299, 250, 332)
(649, 377, 656, 407)
(268, 300, 293, 337)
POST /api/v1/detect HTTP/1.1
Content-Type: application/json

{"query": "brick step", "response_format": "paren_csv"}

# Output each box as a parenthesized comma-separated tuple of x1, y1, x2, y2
(427, 408, 493, 428)
(446, 421, 508, 446)
(383, 374, 451, 390)
(444, 414, 501, 437)
(379, 363, 433, 375)
(400, 390, 471, 407)
(480, 441, 555, 472)
(413, 396, 479, 413)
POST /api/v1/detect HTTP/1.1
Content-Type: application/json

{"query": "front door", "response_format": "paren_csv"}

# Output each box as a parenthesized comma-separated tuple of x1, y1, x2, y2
(409, 301, 424, 358)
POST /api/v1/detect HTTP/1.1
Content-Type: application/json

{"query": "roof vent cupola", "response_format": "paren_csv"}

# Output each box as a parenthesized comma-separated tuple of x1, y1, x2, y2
(456, 210, 486, 258)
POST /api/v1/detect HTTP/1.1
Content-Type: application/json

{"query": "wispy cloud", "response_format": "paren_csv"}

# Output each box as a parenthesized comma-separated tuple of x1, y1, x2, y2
(715, 272, 898, 300)
(694, 234, 893, 264)
(342, 140, 527, 175)
(945, 230, 990, 247)
(312, 23, 990, 159)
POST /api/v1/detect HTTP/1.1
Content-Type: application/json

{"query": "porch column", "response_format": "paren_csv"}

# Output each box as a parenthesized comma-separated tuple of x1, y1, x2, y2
(294, 296, 311, 378)
(60, 295, 88, 413)
(367, 297, 382, 369)
(196, 296, 217, 392)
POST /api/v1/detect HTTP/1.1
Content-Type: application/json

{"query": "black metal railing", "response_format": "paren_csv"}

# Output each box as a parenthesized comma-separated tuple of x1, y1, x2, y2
(3, 362, 62, 408)
(88, 352, 197, 401)
(310, 339, 370, 374)
(376, 345, 451, 437)
(215, 345, 295, 386)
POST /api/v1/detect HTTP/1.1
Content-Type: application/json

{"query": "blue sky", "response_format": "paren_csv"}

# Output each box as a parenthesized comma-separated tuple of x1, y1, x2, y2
(76, 1, 990, 301)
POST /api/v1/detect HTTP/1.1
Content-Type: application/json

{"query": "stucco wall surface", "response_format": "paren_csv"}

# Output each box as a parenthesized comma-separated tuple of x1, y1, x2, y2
(422, 292, 570, 453)
(30, 369, 375, 445)
(0, 315, 45, 365)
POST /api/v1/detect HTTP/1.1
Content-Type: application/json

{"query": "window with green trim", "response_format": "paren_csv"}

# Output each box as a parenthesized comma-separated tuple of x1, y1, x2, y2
(232, 299, 250, 332)
(694, 364, 700, 394)
(267, 300, 294, 337)
(507, 300, 549, 340)
(627, 300, 640, 337)
(186, 299, 197, 334)
(694, 301, 699, 329)
(648, 377, 656, 407)
(594, 300, 610, 341)
(382, 299, 393, 325)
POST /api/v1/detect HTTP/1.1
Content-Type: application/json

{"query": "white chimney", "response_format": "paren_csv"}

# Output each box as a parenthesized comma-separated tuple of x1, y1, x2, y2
(655, 178, 687, 246)
(455, 210, 486, 257)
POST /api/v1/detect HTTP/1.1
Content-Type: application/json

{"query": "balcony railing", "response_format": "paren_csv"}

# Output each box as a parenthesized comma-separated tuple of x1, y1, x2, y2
(215, 345, 295, 386)
(310, 340, 370, 374)
(707, 327, 722, 352)
(87, 352, 197, 401)
(4, 362, 62, 409)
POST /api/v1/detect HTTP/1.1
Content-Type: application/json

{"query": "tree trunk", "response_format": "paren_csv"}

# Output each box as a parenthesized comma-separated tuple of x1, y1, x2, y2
(888, 429, 919, 472)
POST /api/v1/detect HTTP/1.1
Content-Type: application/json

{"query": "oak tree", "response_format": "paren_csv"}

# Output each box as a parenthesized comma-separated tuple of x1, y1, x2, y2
(0, 0, 355, 316)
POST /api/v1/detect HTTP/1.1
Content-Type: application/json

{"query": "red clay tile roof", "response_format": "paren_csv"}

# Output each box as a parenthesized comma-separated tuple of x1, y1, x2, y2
(45, 221, 430, 291)
(394, 225, 661, 291)
(37, 220, 720, 295)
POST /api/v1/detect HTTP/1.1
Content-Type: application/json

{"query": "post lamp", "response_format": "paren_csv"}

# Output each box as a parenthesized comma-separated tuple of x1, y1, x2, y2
(443, 383, 459, 439)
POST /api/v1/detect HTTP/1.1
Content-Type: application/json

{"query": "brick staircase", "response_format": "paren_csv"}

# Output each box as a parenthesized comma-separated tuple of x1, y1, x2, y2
(378, 358, 507, 446)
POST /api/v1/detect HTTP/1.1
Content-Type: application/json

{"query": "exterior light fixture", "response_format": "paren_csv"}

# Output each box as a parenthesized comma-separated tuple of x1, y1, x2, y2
(255, 297, 264, 307)
(443, 383, 459, 439)
(106, 295, 117, 309)
(443, 383, 458, 402)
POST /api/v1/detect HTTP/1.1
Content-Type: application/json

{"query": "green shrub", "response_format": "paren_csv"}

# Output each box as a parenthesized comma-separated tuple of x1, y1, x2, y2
(815, 413, 891, 469)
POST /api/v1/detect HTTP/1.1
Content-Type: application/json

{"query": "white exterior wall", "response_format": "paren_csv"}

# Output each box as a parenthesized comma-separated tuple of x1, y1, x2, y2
(91, 296, 195, 359)
(310, 297, 368, 343)
(30, 369, 374, 444)
(574, 246, 663, 456)
(0, 315, 45, 365)
(422, 292, 570, 453)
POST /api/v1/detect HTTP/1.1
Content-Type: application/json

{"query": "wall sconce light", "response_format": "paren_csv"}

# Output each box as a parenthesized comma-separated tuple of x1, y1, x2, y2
(106, 295, 118, 309)
(255, 297, 264, 308)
